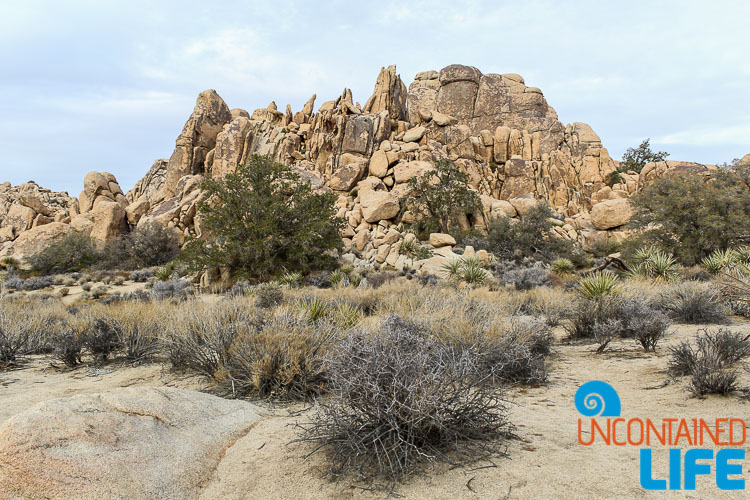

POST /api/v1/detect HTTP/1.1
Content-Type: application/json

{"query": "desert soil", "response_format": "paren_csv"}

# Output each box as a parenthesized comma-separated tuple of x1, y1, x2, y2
(2, 321, 749, 499)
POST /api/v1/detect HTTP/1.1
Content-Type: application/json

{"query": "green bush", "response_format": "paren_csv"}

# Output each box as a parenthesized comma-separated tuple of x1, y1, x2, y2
(628, 163, 750, 265)
(404, 160, 481, 234)
(28, 232, 100, 274)
(103, 223, 181, 269)
(474, 203, 574, 262)
(182, 155, 344, 280)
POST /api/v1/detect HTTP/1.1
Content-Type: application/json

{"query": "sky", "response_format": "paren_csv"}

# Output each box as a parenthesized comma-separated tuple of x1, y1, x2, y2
(1, 0, 749, 196)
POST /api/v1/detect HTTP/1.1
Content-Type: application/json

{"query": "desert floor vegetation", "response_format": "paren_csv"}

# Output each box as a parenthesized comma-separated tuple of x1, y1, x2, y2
(1, 257, 750, 494)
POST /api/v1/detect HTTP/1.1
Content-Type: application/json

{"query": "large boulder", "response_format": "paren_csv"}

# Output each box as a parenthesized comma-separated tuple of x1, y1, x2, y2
(0, 387, 261, 500)
(360, 189, 399, 223)
(590, 198, 633, 230)
(0, 222, 71, 264)
(89, 198, 127, 242)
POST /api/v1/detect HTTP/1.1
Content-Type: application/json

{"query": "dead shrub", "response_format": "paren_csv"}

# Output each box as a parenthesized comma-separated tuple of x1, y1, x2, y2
(298, 315, 513, 489)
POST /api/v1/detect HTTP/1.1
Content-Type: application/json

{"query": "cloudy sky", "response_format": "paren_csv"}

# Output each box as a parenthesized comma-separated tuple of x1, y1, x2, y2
(1, 0, 748, 195)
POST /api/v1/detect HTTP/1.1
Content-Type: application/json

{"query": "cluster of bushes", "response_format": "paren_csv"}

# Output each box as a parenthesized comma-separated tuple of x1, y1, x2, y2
(464, 203, 584, 265)
(627, 160, 750, 266)
(669, 329, 750, 396)
(27, 224, 180, 275)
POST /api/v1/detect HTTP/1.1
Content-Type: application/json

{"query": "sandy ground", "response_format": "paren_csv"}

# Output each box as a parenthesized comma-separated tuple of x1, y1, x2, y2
(2, 321, 749, 499)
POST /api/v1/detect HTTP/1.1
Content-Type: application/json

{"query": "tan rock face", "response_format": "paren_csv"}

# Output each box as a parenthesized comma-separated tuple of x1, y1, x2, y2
(89, 198, 127, 242)
(590, 198, 633, 230)
(0, 387, 261, 500)
(362, 65, 407, 121)
(163, 89, 232, 198)
(3, 222, 71, 264)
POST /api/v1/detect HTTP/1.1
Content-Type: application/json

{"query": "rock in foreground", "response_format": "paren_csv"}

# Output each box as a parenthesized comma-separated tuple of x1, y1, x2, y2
(0, 387, 262, 500)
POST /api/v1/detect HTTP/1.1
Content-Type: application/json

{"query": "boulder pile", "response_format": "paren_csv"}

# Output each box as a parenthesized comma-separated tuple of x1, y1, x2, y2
(0, 63, 727, 270)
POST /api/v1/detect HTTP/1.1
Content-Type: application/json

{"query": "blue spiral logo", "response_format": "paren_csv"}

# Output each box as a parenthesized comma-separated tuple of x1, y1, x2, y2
(575, 380, 621, 417)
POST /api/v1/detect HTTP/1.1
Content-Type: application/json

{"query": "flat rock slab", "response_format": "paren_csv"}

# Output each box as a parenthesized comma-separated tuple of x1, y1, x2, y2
(0, 387, 262, 500)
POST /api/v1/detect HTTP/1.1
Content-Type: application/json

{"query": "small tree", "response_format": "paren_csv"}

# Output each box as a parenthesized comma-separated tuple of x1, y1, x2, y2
(28, 232, 100, 274)
(628, 165, 750, 265)
(182, 155, 344, 280)
(620, 138, 669, 173)
(405, 160, 481, 234)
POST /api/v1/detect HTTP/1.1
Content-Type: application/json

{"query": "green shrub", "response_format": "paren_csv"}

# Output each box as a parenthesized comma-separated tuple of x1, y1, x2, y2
(403, 160, 482, 234)
(473, 204, 574, 263)
(102, 223, 181, 269)
(628, 163, 750, 265)
(182, 155, 344, 280)
(28, 232, 100, 274)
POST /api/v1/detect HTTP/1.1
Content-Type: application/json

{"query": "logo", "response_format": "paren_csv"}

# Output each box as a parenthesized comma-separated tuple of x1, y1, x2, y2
(575, 380, 746, 491)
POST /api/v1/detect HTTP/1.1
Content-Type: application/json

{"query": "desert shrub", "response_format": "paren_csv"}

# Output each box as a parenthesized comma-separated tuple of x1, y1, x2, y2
(366, 270, 400, 289)
(165, 301, 256, 377)
(58, 287, 70, 297)
(0, 307, 35, 367)
(182, 155, 343, 280)
(103, 223, 181, 269)
(498, 263, 550, 291)
(226, 311, 336, 400)
(86, 318, 120, 362)
(657, 283, 726, 324)
(129, 269, 154, 282)
(90, 285, 109, 299)
(442, 257, 490, 285)
(27, 232, 101, 274)
(477, 204, 575, 263)
(472, 318, 553, 384)
(101, 303, 162, 361)
(226, 279, 252, 298)
(576, 271, 620, 300)
(668, 328, 749, 396)
(302, 271, 332, 289)
(3, 275, 54, 291)
(50, 329, 86, 368)
(689, 363, 739, 396)
(628, 163, 750, 265)
(152, 278, 192, 301)
(618, 297, 671, 352)
(403, 160, 482, 234)
(81, 282, 92, 292)
(702, 248, 740, 275)
(254, 283, 284, 309)
(299, 315, 512, 488)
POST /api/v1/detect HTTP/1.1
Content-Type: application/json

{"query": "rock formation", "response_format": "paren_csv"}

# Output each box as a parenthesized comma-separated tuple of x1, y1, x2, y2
(0, 63, 729, 270)
(0, 387, 261, 499)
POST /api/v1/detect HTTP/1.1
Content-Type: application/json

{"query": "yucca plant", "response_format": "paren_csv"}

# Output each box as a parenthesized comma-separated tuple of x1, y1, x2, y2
(279, 270, 303, 287)
(702, 248, 738, 275)
(329, 270, 346, 288)
(459, 257, 488, 285)
(155, 262, 176, 282)
(632, 246, 659, 265)
(576, 271, 620, 300)
(441, 259, 463, 280)
(334, 302, 362, 328)
(647, 250, 678, 281)
(722, 263, 750, 304)
(733, 246, 750, 265)
(299, 296, 331, 323)
(550, 258, 575, 275)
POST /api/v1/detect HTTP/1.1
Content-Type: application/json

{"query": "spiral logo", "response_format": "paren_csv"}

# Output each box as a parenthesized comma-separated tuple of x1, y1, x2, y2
(575, 380, 621, 417)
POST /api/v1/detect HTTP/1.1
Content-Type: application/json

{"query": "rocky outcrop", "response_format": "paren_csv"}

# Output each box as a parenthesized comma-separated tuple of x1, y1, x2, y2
(0, 387, 261, 500)
(162, 90, 232, 199)
(3, 63, 732, 267)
